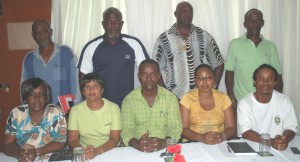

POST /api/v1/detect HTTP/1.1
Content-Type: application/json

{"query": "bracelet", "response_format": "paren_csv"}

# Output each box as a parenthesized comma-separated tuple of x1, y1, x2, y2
(35, 148, 40, 156)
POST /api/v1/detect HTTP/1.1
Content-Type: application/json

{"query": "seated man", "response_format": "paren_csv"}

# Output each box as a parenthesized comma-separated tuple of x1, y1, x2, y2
(121, 59, 182, 152)
(238, 64, 298, 150)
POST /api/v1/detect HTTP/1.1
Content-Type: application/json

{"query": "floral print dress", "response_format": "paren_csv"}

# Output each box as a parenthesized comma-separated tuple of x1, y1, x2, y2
(5, 104, 67, 150)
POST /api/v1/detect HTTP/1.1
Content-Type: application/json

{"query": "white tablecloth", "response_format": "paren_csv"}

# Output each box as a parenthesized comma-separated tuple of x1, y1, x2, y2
(1, 136, 300, 162)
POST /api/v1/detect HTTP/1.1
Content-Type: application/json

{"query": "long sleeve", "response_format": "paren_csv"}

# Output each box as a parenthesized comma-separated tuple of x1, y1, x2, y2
(166, 94, 182, 142)
(121, 96, 137, 146)
(69, 51, 81, 104)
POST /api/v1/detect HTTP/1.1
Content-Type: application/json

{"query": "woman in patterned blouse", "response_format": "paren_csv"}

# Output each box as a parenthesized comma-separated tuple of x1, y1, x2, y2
(3, 78, 67, 162)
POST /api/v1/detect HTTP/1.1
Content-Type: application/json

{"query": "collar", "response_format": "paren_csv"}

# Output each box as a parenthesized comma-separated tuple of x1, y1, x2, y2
(32, 43, 59, 58)
(242, 33, 265, 40)
(103, 33, 123, 44)
(168, 23, 197, 36)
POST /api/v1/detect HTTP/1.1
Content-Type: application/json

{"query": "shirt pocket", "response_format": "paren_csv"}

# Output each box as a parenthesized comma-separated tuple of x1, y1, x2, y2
(157, 110, 168, 127)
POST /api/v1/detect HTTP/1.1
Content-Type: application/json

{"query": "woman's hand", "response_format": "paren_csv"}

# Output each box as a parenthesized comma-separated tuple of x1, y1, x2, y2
(84, 145, 98, 160)
(19, 149, 37, 162)
(202, 132, 223, 145)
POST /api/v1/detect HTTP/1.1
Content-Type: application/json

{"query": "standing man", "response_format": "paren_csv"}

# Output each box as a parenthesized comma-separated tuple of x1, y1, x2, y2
(77, 7, 149, 107)
(153, 1, 224, 99)
(121, 59, 182, 152)
(225, 9, 283, 109)
(21, 20, 80, 105)
(238, 64, 297, 151)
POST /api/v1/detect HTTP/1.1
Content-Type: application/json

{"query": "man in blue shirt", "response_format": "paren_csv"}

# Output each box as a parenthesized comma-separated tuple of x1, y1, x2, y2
(21, 20, 80, 105)
(77, 7, 149, 107)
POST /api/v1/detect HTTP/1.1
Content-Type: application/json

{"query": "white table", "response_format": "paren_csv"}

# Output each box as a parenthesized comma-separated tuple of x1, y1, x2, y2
(1, 136, 300, 162)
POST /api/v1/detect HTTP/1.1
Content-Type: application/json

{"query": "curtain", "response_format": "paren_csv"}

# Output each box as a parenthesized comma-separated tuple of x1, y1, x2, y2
(51, 0, 300, 130)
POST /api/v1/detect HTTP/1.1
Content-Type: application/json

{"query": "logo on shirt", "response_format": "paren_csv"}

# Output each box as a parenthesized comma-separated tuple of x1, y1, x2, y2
(274, 115, 281, 125)
(125, 55, 131, 60)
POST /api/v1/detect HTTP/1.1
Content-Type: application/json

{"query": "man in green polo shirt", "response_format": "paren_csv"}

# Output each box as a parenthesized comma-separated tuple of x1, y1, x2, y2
(225, 8, 283, 109)
(121, 59, 182, 152)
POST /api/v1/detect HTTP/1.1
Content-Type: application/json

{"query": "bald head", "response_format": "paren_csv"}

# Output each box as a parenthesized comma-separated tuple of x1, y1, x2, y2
(32, 20, 50, 31)
(31, 19, 53, 48)
(176, 1, 193, 12)
(174, 1, 193, 28)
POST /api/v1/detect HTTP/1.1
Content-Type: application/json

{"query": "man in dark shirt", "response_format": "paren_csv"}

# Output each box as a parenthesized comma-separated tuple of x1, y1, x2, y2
(77, 7, 149, 107)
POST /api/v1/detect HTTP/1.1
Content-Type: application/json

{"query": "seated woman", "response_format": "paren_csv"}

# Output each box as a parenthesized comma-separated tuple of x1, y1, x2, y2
(68, 73, 121, 160)
(180, 64, 236, 144)
(3, 78, 67, 161)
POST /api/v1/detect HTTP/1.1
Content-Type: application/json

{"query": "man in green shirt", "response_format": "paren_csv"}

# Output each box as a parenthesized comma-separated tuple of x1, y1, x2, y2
(225, 9, 283, 109)
(121, 59, 182, 152)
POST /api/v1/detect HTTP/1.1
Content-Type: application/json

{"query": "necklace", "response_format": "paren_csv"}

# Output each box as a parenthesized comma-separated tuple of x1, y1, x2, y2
(30, 111, 44, 126)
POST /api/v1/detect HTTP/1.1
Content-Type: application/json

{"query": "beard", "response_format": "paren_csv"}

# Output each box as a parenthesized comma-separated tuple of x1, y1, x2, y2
(38, 40, 50, 48)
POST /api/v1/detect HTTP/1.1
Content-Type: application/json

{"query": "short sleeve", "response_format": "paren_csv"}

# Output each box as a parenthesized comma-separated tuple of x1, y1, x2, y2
(282, 97, 298, 133)
(237, 99, 253, 136)
(204, 31, 224, 68)
(222, 94, 232, 111)
(68, 105, 79, 131)
(49, 106, 67, 143)
(110, 105, 122, 130)
(224, 40, 237, 71)
(5, 110, 17, 135)
(269, 43, 283, 74)
(180, 93, 191, 110)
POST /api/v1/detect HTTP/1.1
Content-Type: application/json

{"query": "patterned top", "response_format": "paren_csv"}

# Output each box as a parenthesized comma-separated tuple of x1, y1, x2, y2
(5, 104, 67, 150)
(153, 23, 224, 99)
(180, 89, 231, 140)
(121, 86, 182, 146)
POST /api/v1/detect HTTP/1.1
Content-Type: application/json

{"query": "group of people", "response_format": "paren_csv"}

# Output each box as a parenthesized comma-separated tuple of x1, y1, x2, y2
(2, 1, 298, 161)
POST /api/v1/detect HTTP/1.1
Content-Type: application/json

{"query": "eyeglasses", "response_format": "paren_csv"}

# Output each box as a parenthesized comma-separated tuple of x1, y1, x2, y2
(195, 76, 214, 82)
(83, 84, 100, 90)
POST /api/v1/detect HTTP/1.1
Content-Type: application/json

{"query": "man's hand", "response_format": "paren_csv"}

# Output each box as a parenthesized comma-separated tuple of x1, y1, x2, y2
(272, 135, 288, 151)
(130, 131, 165, 152)
(137, 131, 153, 152)
(147, 137, 166, 151)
